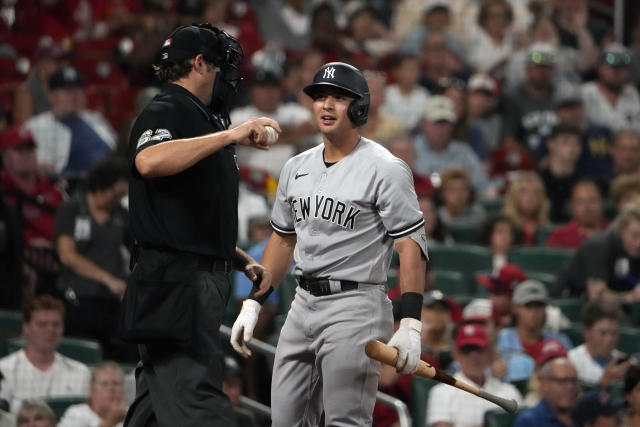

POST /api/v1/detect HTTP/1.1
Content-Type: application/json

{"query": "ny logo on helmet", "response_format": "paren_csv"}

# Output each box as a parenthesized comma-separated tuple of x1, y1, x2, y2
(323, 67, 335, 79)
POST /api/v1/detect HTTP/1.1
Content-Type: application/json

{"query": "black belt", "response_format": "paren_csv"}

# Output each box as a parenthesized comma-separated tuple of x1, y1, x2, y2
(297, 278, 359, 297)
(198, 255, 233, 273)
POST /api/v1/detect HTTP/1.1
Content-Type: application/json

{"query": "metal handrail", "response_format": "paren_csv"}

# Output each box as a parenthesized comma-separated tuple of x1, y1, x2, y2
(219, 324, 413, 427)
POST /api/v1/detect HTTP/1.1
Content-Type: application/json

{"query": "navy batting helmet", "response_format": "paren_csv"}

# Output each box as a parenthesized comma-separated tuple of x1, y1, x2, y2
(303, 62, 370, 127)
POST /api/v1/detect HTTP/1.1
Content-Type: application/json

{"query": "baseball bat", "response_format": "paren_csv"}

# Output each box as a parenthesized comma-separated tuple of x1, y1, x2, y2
(365, 340, 518, 414)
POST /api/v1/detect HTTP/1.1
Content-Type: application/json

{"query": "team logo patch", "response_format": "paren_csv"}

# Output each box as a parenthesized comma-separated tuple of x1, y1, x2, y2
(136, 130, 153, 149)
(136, 129, 173, 150)
(149, 129, 172, 143)
(162, 38, 172, 48)
(323, 66, 335, 79)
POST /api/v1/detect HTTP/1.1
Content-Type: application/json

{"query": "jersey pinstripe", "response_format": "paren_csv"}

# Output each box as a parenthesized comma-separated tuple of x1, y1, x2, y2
(271, 137, 427, 284)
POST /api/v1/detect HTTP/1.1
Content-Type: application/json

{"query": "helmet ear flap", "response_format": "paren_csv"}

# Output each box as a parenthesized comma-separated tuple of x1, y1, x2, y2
(348, 92, 370, 127)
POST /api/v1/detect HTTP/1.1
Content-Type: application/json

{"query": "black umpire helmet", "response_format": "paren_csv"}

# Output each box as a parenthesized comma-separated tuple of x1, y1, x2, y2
(303, 62, 370, 127)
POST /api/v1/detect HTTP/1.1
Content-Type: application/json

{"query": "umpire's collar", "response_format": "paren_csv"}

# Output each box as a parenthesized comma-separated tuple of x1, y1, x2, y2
(163, 83, 224, 130)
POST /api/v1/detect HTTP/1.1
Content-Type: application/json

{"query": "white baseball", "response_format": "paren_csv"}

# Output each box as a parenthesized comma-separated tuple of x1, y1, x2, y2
(265, 126, 279, 145)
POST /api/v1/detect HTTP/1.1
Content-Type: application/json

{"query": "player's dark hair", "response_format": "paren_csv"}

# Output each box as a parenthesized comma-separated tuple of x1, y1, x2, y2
(624, 365, 640, 394)
(581, 300, 623, 328)
(153, 59, 195, 83)
(477, 213, 523, 247)
(87, 156, 130, 193)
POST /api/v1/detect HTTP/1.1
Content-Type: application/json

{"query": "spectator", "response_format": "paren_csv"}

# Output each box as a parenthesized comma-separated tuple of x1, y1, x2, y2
(0, 191, 25, 311)
(477, 214, 523, 271)
(256, 0, 307, 51)
(436, 167, 486, 226)
(568, 300, 631, 386)
(413, 95, 493, 197)
(15, 400, 55, 427)
(230, 69, 316, 178)
(497, 280, 572, 382)
(572, 389, 625, 427)
(624, 365, 640, 427)
(476, 263, 527, 328)
(466, 73, 502, 151)
(387, 134, 435, 196)
(426, 323, 522, 426)
(582, 43, 640, 133)
(0, 295, 90, 412)
(513, 357, 579, 427)
(539, 122, 587, 223)
(360, 70, 404, 142)
(558, 199, 640, 301)
(546, 178, 608, 249)
(609, 130, 640, 181)
(610, 173, 640, 214)
(221, 356, 259, 427)
(503, 171, 550, 245)
(54, 157, 131, 361)
(308, 3, 345, 63)
(382, 53, 431, 132)
(25, 66, 117, 179)
(418, 31, 466, 94)
(58, 361, 127, 427)
(421, 290, 454, 370)
(418, 193, 453, 244)
(522, 338, 569, 407)
(502, 42, 558, 155)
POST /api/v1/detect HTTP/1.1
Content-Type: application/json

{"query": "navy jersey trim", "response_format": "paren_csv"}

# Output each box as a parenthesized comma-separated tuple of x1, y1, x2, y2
(271, 220, 296, 235)
(388, 218, 425, 239)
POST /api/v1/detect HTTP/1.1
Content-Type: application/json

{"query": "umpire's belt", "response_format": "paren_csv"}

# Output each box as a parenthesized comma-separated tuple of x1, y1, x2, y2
(197, 255, 233, 273)
(297, 277, 359, 296)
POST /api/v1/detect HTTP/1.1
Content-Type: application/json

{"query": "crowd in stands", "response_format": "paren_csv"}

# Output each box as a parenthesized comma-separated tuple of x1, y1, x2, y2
(2, 0, 640, 425)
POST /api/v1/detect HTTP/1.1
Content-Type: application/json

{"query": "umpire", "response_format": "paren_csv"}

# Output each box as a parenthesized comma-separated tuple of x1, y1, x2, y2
(121, 23, 280, 426)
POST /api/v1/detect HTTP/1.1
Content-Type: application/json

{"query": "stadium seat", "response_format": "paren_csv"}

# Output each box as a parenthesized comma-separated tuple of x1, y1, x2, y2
(560, 323, 584, 347)
(484, 408, 523, 427)
(480, 197, 504, 214)
(535, 224, 557, 245)
(429, 244, 493, 280)
(44, 396, 86, 420)
(447, 222, 480, 244)
(617, 326, 640, 356)
(0, 310, 23, 338)
(411, 376, 438, 427)
(509, 247, 574, 275)
(434, 270, 471, 295)
(8, 337, 103, 364)
(552, 298, 583, 323)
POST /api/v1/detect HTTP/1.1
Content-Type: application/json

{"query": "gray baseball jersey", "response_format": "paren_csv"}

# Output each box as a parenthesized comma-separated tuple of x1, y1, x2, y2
(270, 137, 428, 283)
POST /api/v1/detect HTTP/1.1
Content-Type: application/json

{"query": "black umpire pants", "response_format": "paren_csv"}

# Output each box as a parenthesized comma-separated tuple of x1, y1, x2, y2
(123, 251, 236, 427)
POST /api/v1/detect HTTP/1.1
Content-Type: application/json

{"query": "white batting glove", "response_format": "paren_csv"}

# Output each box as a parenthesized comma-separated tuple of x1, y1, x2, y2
(230, 299, 262, 358)
(387, 318, 422, 374)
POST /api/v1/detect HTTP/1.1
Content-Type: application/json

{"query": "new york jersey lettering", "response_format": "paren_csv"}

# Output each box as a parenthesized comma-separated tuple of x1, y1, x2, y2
(292, 195, 360, 230)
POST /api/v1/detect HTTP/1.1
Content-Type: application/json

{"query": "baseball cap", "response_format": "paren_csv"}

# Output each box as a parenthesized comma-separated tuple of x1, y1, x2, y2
(468, 73, 496, 94)
(552, 83, 583, 108)
(455, 323, 489, 348)
(535, 338, 568, 366)
(49, 66, 84, 90)
(462, 298, 493, 322)
(250, 69, 281, 87)
(512, 280, 549, 305)
(572, 390, 625, 427)
(601, 42, 631, 67)
(0, 126, 36, 150)
(476, 264, 527, 294)
(424, 95, 456, 123)
(424, 0, 450, 13)
(527, 42, 557, 66)
(423, 290, 451, 310)
(159, 24, 228, 65)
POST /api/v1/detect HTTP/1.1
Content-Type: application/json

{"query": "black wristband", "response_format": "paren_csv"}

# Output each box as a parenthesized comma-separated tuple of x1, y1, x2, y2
(400, 292, 423, 320)
(248, 285, 274, 305)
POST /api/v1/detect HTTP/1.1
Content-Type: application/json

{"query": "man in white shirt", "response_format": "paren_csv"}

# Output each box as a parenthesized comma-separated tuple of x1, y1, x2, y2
(568, 300, 632, 386)
(0, 295, 91, 413)
(426, 323, 522, 427)
(582, 43, 640, 133)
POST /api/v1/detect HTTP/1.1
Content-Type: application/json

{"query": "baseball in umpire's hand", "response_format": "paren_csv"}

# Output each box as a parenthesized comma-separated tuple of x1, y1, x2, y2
(265, 125, 279, 145)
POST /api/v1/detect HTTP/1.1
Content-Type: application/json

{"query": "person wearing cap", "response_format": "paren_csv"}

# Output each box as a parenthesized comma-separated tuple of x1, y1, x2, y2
(413, 95, 494, 197)
(501, 41, 558, 156)
(121, 23, 280, 426)
(466, 73, 502, 150)
(230, 68, 316, 179)
(558, 199, 640, 303)
(514, 357, 579, 427)
(521, 338, 569, 407)
(546, 178, 608, 249)
(426, 323, 522, 427)
(496, 280, 573, 382)
(582, 43, 640, 133)
(568, 300, 631, 387)
(573, 389, 624, 427)
(24, 65, 117, 179)
(421, 290, 455, 370)
(477, 263, 526, 325)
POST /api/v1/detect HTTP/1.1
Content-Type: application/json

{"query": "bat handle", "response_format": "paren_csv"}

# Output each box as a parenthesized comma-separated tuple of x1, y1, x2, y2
(478, 390, 518, 414)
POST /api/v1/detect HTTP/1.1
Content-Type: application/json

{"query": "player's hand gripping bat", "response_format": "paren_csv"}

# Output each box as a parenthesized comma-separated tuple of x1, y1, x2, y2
(365, 340, 518, 413)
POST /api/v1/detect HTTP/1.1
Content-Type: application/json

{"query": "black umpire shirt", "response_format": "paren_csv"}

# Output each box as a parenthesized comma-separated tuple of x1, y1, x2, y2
(128, 83, 239, 260)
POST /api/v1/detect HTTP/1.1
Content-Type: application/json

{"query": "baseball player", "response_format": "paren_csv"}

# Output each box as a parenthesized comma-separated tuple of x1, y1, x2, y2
(230, 62, 428, 426)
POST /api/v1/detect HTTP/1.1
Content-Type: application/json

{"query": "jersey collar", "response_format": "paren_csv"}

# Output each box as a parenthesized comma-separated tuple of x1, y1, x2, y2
(164, 83, 225, 130)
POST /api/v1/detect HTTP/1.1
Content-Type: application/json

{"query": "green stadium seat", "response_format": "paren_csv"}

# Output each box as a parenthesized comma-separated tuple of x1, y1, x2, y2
(535, 224, 557, 245)
(510, 378, 530, 397)
(553, 298, 583, 323)
(434, 270, 471, 295)
(617, 326, 640, 355)
(509, 247, 574, 275)
(411, 376, 438, 427)
(8, 337, 103, 364)
(44, 396, 86, 420)
(447, 222, 480, 244)
(484, 408, 523, 427)
(0, 310, 23, 338)
(429, 244, 493, 279)
(560, 323, 584, 347)
(480, 197, 504, 214)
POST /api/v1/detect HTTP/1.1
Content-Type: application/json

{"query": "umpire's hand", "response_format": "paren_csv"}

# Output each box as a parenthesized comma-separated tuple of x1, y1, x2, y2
(231, 117, 281, 150)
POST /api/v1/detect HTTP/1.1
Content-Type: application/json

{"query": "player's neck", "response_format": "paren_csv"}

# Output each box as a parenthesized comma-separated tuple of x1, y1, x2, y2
(323, 133, 362, 163)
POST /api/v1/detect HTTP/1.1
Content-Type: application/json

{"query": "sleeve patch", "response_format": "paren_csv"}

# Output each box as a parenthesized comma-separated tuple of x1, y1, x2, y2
(136, 129, 173, 150)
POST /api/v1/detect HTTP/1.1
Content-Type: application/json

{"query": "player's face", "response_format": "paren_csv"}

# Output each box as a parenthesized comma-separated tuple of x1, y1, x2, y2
(312, 88, 357, 136)
(24, 309, 63, 355)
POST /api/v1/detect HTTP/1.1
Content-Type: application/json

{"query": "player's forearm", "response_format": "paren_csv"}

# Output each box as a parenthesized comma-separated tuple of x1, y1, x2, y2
(135, 130, 237, 177)
(232, 246, 257, 271)
(260, 231, 296, 288)
(395, 237, 426, 295)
